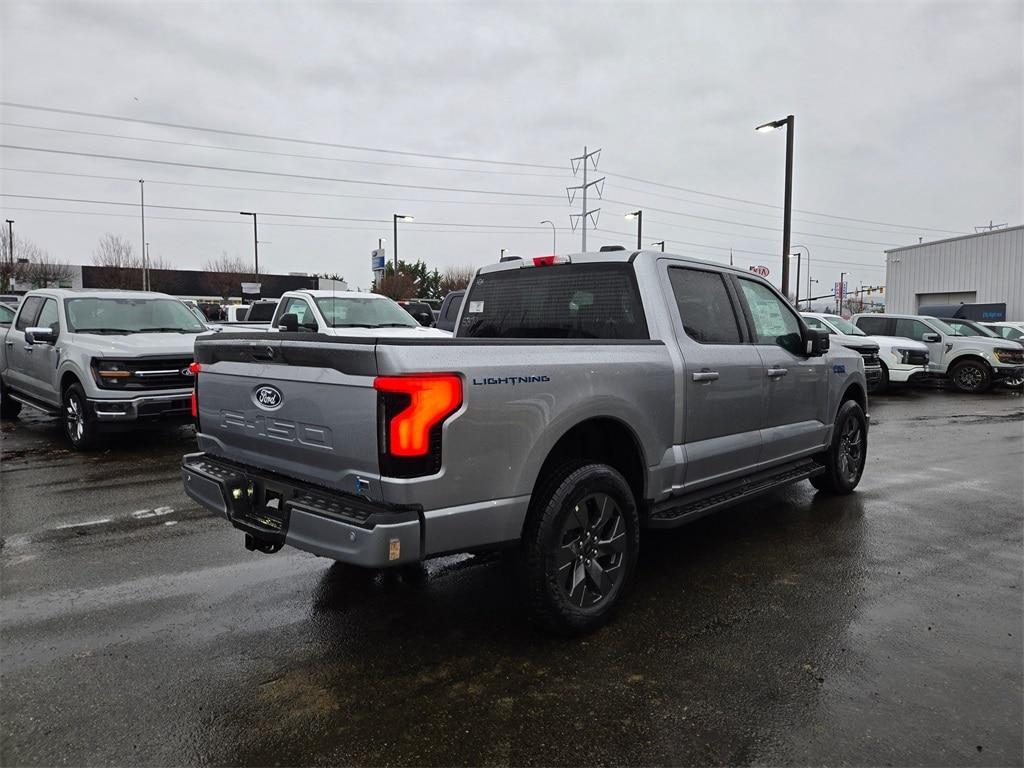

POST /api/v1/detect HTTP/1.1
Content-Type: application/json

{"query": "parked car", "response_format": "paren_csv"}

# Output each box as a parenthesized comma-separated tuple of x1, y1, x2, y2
(852, 312, 1024, 393)
(397, 299, 435, 327)
(434, 289, 465, 333)
(0, 289, 209, 449)
(801, 312, 929, 393)
(940, 317, 1023, 387)
(182, 250, 867, 634)
(223, 305, 250, 323)
(800, 312, 883, 392)
(982, 321, 1024, 342)
(0, 302, 15, 327)
(269, 290, 449, 338)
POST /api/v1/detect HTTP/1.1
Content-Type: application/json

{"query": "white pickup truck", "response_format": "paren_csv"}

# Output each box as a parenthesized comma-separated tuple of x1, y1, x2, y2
(269, 290, 449, 338)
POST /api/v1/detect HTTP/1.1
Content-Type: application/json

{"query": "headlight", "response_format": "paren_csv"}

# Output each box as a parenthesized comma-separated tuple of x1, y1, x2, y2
(91, 359, 132, 386)
(896, 348, 913, 364)
(994, 348, 1023, 364)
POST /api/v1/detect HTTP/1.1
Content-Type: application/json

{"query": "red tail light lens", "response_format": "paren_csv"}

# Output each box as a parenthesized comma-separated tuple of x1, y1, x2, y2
(374, 375, 462, 457)
(190, 389, 198, 419)
(189, 362, 200, 422)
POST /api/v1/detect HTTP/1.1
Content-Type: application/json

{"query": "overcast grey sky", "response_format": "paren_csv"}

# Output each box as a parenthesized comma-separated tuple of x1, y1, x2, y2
(1, 0, 1021, 291)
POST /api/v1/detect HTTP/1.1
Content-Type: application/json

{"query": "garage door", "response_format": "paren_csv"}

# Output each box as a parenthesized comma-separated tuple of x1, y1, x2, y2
(916, 291, 976, 310)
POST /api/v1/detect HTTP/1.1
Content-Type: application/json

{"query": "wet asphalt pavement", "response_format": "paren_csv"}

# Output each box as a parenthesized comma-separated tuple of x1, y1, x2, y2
(1, 387, 1022, 767)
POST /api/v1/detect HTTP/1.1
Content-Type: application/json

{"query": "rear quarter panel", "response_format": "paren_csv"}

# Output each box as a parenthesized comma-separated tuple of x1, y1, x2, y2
(374, 340, 675, 511)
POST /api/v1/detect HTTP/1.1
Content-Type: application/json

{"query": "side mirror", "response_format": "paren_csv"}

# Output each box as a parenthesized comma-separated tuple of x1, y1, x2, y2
(922, 332, 941, 343)
(806, 329, 830, 356)
(278, 313, 298, 333)
(25, 326, 56, 344)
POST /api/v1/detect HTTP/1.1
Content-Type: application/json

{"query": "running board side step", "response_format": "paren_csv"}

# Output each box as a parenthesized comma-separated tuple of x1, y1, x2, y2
(8, 390, 61, 416)
(647, 459, 824, 529)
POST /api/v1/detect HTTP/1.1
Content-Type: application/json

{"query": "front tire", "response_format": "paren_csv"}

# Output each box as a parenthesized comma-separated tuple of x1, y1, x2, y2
(63, 383, 100, 451)
(950, 359, 992, 394)
(522, 463, 639, 635)
(811, 399, 867, 495)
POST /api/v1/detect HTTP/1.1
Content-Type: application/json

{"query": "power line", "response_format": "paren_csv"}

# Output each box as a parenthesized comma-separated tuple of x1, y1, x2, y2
(1, 205, 566, 236)
(0, 144, 565, 199)
(0, 122, 568, 179)
(0, 167, 555, 208)
(0, 192, 559, 229)
(602, 169, 964, 235)
(0, 101, 565, 170)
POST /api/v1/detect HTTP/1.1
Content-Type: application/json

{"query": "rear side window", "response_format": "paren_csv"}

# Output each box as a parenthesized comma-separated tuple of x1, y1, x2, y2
(15, 296, 43, 331)
(855, 316, 889, 335)
(668, 267, 742, 344)
(458, 263, 648, 339)
(442, 293, 463, 321)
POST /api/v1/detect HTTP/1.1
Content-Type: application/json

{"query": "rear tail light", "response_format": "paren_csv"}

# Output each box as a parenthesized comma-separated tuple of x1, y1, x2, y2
(374, 374, 462, 477)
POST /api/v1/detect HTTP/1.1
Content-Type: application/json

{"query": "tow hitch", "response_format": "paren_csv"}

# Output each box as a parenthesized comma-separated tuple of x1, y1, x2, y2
(245, 533, 283, 554)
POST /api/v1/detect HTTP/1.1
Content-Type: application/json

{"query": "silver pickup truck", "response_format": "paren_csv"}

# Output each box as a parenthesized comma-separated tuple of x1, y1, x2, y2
(181, 250, 869, 633)
(1, 289, 207, 449)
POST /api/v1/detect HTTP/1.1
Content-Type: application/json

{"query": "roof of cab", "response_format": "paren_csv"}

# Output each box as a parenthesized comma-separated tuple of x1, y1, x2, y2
(20, 288, 177, 300)
(475, 249, 764, 279)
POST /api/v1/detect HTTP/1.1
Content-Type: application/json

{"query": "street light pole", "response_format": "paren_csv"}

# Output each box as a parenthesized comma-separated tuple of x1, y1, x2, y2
(540, 220, 556, 254)
(392, 214, 414, 272)
(651, 241, 665, 252)
(239, 212, 258, 274)
(792, 252, 801, 307)
(139, 179, 147, 291)
(625, 210, 642, 249)
(4, 219, 13, 291)
(791, 245, 810, 308)
(755, 114, 795, 300)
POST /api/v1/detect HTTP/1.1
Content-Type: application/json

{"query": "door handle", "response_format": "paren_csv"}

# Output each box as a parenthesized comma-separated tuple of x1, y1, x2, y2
(4, 340, 12, 347)
(767, 367, 788, 378)
(23, 345, 34, 353)
(692, 370, 720, 382)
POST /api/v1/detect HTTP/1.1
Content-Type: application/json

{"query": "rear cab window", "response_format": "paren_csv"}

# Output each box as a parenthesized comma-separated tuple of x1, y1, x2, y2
(457, 263, 648, 339)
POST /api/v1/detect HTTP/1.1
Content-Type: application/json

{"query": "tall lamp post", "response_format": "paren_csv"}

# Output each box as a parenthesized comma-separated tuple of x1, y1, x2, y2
(624, 210, 643, 249)
(139, 179, 148, 291)
(392, 214, 414, 271)
(651, 240, 665, 252)
(791, 244, 810, 308)
(540, 219, 556, 254)
(755, 114, 795, 300)
(239, 211, 259, 274)
(4, 219, 13, 291)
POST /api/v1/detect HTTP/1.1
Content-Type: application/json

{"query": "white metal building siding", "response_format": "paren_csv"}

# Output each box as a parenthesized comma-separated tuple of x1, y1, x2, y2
(885, 226, 1024, 319)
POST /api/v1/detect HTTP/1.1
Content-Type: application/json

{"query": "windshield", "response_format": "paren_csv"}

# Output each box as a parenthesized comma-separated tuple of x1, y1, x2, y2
(314, 296, 417, 328)
(65, 297, 206, 334)
(926, 317, 960, 336)
(822, 315, 866, 336)
(954, 320, 999, 338)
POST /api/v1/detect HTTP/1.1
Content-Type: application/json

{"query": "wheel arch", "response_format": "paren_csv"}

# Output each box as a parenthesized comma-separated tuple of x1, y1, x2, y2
(840, 381, 867, 412)
(529, 416, 648, 513)
(949, 353, 992, 372)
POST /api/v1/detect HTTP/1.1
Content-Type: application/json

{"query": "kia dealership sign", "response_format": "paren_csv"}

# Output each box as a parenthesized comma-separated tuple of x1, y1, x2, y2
(748, 265, 770, 277)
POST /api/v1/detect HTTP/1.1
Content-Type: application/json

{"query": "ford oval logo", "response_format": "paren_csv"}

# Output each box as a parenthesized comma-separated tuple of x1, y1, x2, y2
(253, 385, 283, 410)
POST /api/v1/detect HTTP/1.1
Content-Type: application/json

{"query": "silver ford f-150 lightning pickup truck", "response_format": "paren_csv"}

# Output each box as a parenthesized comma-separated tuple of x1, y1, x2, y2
(182, 250, 868, 633)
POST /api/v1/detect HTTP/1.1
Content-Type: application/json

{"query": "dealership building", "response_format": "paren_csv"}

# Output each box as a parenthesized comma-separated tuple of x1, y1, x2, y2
(884, 225, 1023, 320)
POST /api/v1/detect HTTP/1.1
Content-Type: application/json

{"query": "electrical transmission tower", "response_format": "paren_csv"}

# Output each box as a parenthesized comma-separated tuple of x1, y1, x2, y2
(567, 146, 604, 252)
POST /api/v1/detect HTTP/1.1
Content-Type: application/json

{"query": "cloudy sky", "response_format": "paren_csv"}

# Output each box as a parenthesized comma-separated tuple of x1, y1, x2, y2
(1, 0, 1020, 292)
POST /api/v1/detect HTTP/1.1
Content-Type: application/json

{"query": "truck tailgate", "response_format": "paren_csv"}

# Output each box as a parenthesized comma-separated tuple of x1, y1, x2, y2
(193, 336, 381, 498)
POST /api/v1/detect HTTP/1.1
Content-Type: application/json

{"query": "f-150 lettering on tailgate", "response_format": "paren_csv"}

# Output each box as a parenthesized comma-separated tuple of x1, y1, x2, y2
(220, 409, 333, 450)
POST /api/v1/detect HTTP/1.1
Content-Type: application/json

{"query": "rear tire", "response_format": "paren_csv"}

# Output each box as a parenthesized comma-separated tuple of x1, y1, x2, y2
(811, 399, 867, 495)
(522, 463, 639, 635)
(62, 383, 100, 451)
(950, 359, 992, 394)
(0, 379, 22, 419)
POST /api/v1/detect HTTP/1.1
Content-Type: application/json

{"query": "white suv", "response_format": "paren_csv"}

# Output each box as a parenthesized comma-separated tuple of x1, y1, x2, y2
(802, 312, 929, 393)
(852, 313, 1024, 394)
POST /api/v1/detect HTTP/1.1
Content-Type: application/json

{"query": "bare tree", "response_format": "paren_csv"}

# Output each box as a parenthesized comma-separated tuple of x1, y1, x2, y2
(25, 254, 74, 288)
(374, 271, 417, 301)
(93, 233, 139, 268)
(1, 230, 52, 291)
(439, 265, 474, 295)
(202, 252, 250, 300)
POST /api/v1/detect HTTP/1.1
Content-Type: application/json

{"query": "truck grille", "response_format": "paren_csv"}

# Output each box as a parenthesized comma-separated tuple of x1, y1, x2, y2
(93, 356, 195, 391)
(860, 352, 880, 368)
